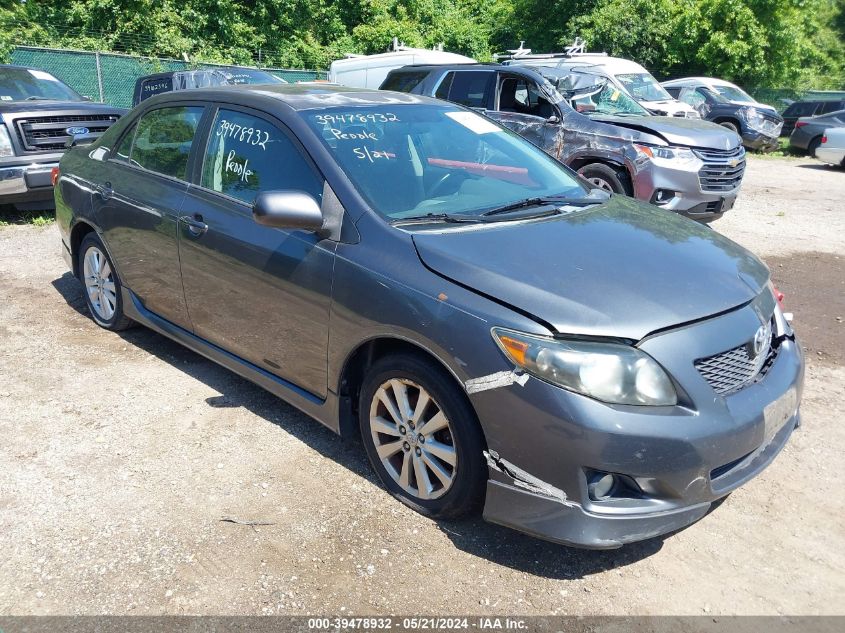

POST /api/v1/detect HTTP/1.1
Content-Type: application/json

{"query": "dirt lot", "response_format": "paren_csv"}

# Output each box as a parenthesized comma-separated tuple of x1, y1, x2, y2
(1, 156, 843, 616)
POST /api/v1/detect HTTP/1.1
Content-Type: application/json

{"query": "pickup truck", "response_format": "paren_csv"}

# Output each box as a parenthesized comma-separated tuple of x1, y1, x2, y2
(0, 65, 125, 211)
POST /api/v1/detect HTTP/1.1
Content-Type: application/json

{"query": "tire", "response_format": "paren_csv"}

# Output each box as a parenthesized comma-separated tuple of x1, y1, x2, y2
(577, 163, 631, 195)
(807, 136, 822, 158)
(78, 233, 133, 331)
(718, 121, 740, 134)
(358, 354, 486, 519)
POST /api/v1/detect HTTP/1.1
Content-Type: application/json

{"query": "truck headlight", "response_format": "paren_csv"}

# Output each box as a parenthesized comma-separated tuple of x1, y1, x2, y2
(0, 124, 13, 157)
(741, 107, 769, 133)
(634, 144, 698, 166)
(492, 328, 678, 406)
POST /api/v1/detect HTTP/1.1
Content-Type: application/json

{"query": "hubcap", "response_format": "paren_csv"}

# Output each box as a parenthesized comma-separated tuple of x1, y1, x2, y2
(587, 176, 614, 192)
(369, 378, 457, 500)
(83, 246, 116, 321)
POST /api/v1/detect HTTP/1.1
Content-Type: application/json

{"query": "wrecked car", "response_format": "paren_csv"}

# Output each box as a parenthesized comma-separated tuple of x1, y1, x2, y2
(132, 68, 287, 106)
(55, 85, 804, 549)
(662, 78, 783, 152)
(382, 64, 745, 222)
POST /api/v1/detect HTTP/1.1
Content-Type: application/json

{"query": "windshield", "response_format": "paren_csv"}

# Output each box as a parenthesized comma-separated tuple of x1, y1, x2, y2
(571, 81, 650, 117)
(714, 84, 755, 103)
(0, 67, 82, 102)
(617, 73, 672, 102)
(302, 105, 586, 220)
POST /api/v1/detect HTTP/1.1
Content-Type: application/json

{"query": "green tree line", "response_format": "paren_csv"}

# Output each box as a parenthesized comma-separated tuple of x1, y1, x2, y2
(1, 0, 843, 89)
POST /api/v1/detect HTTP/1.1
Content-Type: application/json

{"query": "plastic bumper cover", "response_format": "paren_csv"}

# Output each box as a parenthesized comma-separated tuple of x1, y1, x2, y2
(0, 162, 59, 201)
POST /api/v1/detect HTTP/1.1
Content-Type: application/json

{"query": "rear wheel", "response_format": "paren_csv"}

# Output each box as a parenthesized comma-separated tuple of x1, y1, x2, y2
(78, 233, 133, 331)
(807, 136, 822, 158)
(577, 163, 631, 195)
(358, 354, 486, 519)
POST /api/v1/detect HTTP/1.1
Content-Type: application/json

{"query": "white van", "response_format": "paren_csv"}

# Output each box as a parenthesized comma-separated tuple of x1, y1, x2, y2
(329, 46, 475, 89)
(507, 53, 699, 118)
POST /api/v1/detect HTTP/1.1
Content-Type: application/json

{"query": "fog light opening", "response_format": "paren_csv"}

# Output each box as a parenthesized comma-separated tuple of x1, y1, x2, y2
(651, 189, 675, 206)
(587, 472, 618, 501)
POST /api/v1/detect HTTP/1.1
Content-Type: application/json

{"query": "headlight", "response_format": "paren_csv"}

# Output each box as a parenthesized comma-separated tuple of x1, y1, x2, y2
(0, 124, 13, 157)
(634, 144, 698, 166)
(491, 328, 678, 406)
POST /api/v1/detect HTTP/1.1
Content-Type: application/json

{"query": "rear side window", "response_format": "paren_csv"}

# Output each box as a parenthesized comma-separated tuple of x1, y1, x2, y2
(437, 71, 492, 108)
(381, 71, 428, 93)
(131, 106, 204, 180)
(201, 109, 323, 205)
(819, 101, 845, 114)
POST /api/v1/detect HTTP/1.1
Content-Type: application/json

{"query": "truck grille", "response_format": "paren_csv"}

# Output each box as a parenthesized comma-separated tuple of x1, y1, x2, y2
(694, 321, 775, 395)
(15, 114, 120, 152)
(694, 146, 746, 193)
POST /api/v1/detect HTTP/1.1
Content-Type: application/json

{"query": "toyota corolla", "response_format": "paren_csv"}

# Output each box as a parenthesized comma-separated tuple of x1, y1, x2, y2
(55, 85, 804, 548)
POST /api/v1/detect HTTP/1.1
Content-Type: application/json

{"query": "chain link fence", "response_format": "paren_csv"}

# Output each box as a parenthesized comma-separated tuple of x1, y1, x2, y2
(10, 46, 327, 109)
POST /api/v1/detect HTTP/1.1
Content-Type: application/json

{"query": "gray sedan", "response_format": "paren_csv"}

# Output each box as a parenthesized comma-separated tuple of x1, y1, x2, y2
(789, 109, 845, 156)
(54, 85, 804, 549)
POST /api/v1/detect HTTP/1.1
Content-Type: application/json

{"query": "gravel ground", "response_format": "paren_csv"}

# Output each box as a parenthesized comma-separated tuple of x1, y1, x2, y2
(1, 155, 843, 616)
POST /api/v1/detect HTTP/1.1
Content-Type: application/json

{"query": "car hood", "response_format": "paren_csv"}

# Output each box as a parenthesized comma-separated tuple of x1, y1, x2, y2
(591, 115, 741, 150)
(412, 196, 769, 340)
(0, 100, 127, 115)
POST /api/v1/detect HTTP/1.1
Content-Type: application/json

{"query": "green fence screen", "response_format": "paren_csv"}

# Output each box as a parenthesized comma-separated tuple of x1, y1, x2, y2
(10, 46, 327, 109)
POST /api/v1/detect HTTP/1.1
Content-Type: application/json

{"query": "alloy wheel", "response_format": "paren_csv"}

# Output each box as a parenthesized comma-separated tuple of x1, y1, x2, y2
(83, 246, 117, 321)
(587, 177, 614, 191)
(369, 378, 457, 500)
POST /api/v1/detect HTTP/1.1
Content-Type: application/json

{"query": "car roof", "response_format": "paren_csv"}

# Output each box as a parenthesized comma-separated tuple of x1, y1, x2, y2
(139, 82, 441, 110)
(662, 77, 739, 89)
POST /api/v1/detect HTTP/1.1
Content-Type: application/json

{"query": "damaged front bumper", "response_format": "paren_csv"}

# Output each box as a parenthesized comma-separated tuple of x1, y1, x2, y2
(472, 303, 804, 549)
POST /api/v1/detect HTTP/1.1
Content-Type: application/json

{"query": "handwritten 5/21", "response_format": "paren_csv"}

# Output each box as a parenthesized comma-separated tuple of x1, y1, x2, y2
(354, 147, 395, 163)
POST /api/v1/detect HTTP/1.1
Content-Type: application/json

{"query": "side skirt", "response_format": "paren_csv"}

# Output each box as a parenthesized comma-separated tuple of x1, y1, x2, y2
(121, 287, 341, 435)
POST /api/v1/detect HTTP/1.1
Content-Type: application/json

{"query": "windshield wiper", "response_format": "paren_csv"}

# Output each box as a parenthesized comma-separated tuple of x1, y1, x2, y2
(481, 196, 601, 217)
(391, 213, 481, 226)
(25, 96, 53, 101)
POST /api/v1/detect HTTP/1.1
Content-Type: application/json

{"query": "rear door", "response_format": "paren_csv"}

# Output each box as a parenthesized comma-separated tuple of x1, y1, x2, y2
(91, 103, 206, 329)
(177, 105, 336, 398)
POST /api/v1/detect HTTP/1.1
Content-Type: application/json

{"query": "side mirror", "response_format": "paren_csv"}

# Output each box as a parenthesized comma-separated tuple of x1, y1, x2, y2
(82, 95, 93, 101)
(253, 191, 324, 231)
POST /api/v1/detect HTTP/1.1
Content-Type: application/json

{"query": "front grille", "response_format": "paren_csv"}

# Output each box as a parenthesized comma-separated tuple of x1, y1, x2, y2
(695, 321, 776, 395)
(694, 146, 746, 193)
(14, 114, 120, 152)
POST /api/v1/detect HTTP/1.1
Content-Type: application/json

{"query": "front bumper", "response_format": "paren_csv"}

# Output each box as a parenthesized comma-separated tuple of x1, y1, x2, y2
(475, 304, 804, 549)
(742, 128, 780, 152)
(0, 161, 59, 206)
(629, 154, 739, 222)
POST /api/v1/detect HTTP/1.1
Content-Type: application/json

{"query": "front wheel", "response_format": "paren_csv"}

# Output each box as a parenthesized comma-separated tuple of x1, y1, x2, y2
(577, 163, 632, 195)
(718, 121, 740, 134)
(78, 233, 133, 331)
(358, 354, 486, 519)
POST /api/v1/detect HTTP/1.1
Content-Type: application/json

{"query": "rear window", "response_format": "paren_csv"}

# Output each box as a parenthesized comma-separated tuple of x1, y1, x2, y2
(381, 71, 428, 93)
(139, 77, 173, 102)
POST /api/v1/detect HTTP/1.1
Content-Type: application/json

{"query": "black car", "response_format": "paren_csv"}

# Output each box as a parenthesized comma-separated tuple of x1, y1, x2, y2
(0, 65, 125, 211)
(133, 68, 287, 106)
(381, 64, 746, 222)
(781, 98, 845, 137)
(54, 84, 803, 549)
(662, 78, 783, 152)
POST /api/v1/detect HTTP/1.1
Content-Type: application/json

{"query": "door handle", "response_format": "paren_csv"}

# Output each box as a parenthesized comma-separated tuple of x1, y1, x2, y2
(95, 182, 112, 199)
(179, 213, 208, 237)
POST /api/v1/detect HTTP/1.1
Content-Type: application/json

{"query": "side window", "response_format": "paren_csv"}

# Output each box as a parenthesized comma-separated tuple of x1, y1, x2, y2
(444, 71, 492, 108)
(498, 76, 552, 118)
(664, 87, 681, 99)
(201, 109, 323, 205)
(434, 72, 454, 100)
(113, 123, 136, 163)
(131, 106, 204, 179)
(820, 101, 842, 114)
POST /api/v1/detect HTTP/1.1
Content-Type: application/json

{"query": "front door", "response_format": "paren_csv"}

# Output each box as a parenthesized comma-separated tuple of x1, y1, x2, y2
(177, 106, 336, 398)
(91, 104, 206, 328)
(487, 74, 559, 154)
